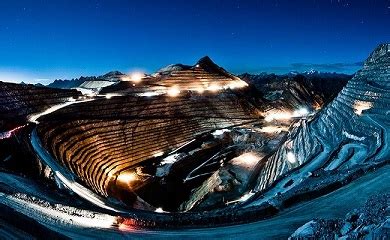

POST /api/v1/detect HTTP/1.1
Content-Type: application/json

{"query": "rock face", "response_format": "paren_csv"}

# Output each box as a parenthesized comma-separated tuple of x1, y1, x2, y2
(241, 72, 350, 111)
(38, 93, 260, 198)
(37, 56, 260, 204)
(254, 44, 390, 193)
(100, 56, 248, 95)
(0, 81, 80, 131)
(290, 194, 390, 239)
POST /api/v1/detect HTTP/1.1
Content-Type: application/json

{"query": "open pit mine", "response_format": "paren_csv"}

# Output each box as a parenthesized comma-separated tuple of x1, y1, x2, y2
(1, 44, 390, 239)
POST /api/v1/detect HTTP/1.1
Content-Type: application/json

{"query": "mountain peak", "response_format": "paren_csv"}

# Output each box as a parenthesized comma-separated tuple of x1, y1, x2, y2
(196, 56, 215, 67)
(101, 71, 124, 77)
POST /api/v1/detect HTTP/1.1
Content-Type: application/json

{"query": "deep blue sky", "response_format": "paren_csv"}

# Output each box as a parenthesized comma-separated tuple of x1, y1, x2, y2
(0, 0, 389, 84)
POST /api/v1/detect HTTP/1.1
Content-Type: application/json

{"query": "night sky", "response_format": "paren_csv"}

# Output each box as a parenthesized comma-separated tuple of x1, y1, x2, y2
(0, 0, 389, 84)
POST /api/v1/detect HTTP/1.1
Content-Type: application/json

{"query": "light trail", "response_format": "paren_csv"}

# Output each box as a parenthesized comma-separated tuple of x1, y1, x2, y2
(28, 95, 126, 213)
(0, 124, 26, 140)
(0, 193, 117, 229)
(30, 129, 123, 213)
(28, 98, 93, 124)
(264, 107, 310, 122)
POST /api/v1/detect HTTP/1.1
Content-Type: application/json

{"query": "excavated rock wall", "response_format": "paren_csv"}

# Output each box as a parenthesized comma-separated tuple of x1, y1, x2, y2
(0, 82, 80, 130)
(38, 93, 260, 196)
(255, 44, 390, 192)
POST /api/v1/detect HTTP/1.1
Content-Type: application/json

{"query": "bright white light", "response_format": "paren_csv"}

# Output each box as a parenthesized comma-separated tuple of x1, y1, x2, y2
(228, 80, 248, 89)
(155, 207, 165, 213)
(167, 86, 180, 97)
(231, 152, 261, 168)
(28, 98, 93, 124)
(194, 86, 205, 94)
(130, 72, 144, 83)
(160, 153, 180, 165)
(259, 126, 289, 133)
(29, 102, 75, 124)
(117, 172, 137, 184)
(137, 92, 160, 97)
(353, 100, 372, 115)
(264, 111, 292, 122)
(238, 191, 255, 202)
(286, 151, 296, 164)
(207, 83, 221, 92)
(153, 151, 164, 157)
(265, 107, 310, 122)
(212, 129, 231, 137)
(293, 107, 309, 117)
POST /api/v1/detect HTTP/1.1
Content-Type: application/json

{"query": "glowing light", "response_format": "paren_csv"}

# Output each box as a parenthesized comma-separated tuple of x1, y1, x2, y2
(264, 111, 292, 122)
(259, 126, 289, 133)
(117, 172, 137, 184)
(155, 207, 165, 213)
(0, 125, 26, 140)
(226, 191, 255, 204)
(353, 100, 373, 115)
(207, 83, 221, 92)
(241, 152, 260, 164)
(293, 107, 309, 117)
(29, 102, 76, 124)
(194, 86, 205, 94)
(121, 72, 144, 83)
(101, 93, 123, 99)
(212, 129, 231, 137)
(118, 218, 137, 232)
(264, 107, 310, 122)
(130, 72, 144, 83)
(228, 80, 248, 89)
(137, 92, 160, 97)
(231, 152, 261, 168)
(153, 151, 164, 157)
(238, 191, 255, 202)
(286, 151, 296, 164)
(160, 153, 180, 165)
(167, 86, 180, 97)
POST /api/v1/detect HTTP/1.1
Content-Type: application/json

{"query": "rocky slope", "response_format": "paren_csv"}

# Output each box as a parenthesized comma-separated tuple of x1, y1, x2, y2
(240, 72, 351, 110)
(37, 93, 260, 200)
(0, 81, 80, 131)
(36, 57, 261, 209)
(100, 56, 248, 95)
(290, 193, 390, 239)
(0, 82, 81, 178)
(251, 44, 390, 205)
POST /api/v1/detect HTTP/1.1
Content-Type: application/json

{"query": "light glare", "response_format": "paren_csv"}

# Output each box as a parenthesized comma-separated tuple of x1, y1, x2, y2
(167, 86, 180, 97)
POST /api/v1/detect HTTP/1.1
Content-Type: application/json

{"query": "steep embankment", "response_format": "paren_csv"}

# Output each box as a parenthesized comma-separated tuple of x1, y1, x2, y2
(0, 82, 80, 131)
(253, 44, 390, 200)
(241, 72, 350, 111)
(37, 93, 261, 200)
(36, 57, 263, 209)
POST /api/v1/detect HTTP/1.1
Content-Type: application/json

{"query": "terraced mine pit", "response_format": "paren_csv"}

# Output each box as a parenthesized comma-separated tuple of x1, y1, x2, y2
(1, 44, 390, 239)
